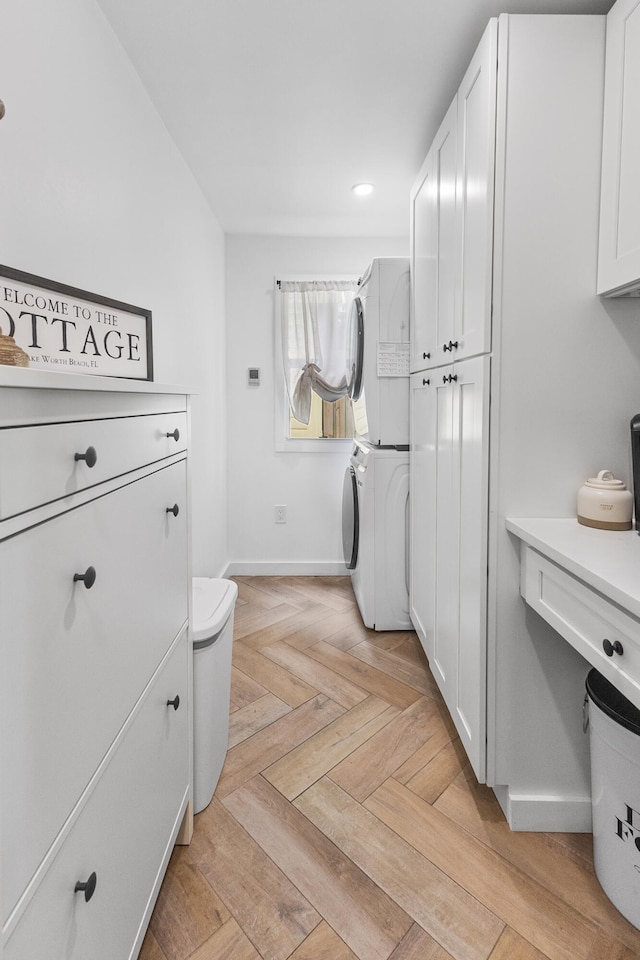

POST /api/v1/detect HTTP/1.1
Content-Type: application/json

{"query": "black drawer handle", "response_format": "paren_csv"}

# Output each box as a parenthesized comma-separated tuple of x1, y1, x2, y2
(167, 695, 180, 711)
(74, 446, 97, 468)
(73, 566, 96, 590)
(423, 352, 431, 360)
(166, 504, 180, 517)
(75, 871, 97, 902)
(422, 378, 430, 386)
(603, 638, 624, 657)
(166, 429, 180, 442)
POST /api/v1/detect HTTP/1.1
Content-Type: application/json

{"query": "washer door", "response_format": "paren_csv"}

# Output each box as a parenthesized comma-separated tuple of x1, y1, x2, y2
(342, 464, 359, 570)
(346, 297, 364, 401)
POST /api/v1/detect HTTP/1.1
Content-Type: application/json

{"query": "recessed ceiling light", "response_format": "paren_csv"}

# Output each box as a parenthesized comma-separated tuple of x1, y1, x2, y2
(351, 183, 375, 197)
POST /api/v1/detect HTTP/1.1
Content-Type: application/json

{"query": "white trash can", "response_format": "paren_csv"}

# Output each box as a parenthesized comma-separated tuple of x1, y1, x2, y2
(586, 668, 640, 928)
(192, 577, 238, 814)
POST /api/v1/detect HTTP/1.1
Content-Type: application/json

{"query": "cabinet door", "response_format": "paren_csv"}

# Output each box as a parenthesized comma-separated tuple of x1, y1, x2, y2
(597, 0, 640, 296)
(409, 371, 438, 655)
(431, 368, 458, 701)
(453, 355, 490, 782)
(456, 19, 497, 357)
(410, 150, 437, 371)
(433, 99, 459, 366)
(410, 98, 458, 371)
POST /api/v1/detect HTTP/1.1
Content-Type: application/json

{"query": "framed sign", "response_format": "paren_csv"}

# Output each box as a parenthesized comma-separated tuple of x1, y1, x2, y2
(0, 265, 153, 380)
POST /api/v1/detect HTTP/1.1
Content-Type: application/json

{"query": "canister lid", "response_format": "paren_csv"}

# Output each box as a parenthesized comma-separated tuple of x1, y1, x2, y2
(192, 577, 238, 643)
(584, 470, 627, 490)
(586, 668, 640, 736)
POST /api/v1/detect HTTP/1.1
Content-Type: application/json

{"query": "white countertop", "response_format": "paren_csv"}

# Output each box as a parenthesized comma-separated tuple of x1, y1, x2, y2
(506, 517, 640, 620)
(0, 365, 193, 394)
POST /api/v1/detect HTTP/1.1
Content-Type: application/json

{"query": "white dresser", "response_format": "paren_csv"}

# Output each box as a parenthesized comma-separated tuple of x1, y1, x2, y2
(0, 368, 192, 960)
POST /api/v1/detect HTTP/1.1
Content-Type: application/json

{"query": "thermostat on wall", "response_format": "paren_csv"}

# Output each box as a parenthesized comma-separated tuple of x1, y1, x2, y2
(248, 367, 260, 386)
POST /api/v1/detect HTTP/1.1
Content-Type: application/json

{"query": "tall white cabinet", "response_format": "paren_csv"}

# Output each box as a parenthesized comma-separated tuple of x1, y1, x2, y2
(411, 14, 640, 829)
(410, 18, 496, 783)
(0, 369, 192, 959)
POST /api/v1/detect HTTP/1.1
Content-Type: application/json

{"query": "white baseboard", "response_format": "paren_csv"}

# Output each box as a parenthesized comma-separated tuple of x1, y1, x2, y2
(493, 784, 592, 832)
(223, 561, 350, 577)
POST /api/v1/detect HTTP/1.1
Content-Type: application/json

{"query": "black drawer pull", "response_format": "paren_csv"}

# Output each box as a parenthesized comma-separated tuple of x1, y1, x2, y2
(423, 352, 431, 360)
(75, 871, 97, 902)
(166, 504, 180, 517)
(73, 566, 96, 590)
(167, 695, 180, 711)
(74, 446, 97, 468)
(422, 378, 430, 386)
(166, 429, 180, 442)
(603, 638, 624, 657)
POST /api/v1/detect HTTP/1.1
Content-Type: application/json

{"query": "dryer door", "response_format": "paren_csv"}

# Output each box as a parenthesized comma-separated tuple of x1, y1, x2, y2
(342, 464, 359, 570)
(346, 297, 364, 401)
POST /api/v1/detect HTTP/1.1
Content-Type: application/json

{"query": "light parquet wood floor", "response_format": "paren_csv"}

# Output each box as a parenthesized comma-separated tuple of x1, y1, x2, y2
(139, 576, 640, 960)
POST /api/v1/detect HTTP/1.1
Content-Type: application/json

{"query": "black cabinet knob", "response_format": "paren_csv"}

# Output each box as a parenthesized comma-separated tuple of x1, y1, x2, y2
(74, 446, 97, 468)
(75, 871, 97, 902)
(166, 429, 180, 442)
(442, 375, 448, 384)
(73, 566, 96, 589)
(443, 343, 450, 352)
(167, 695, 180, 711)
(166, 504, 180, 517)
(603, 638, 624, 657)
(422, 378, 430, 386)
(423, 352, 431, 360)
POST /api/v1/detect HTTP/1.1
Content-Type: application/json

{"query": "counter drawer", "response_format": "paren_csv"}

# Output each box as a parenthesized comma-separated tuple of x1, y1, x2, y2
(3, 633, 189, 959)
(521, 545, 640, 709)
(1, 460, 188, 918)
(0, 410, 187, 520)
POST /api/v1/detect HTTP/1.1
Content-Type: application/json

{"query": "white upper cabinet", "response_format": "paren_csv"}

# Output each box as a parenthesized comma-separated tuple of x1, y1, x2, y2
(410, 98, 457, 371)
(456, 21, 497, 356)
(410, 20, 497, 370)
(597, 0, 640, 297)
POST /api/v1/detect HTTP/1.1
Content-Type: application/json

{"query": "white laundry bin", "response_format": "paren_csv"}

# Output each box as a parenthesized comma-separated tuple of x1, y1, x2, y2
(192, 577, 238, 814)
(586, 668, 640, 928)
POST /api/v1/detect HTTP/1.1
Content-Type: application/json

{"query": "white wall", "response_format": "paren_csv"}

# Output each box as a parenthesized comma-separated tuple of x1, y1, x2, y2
(225, 234, 407, 574)
(1, 0, 228, 577)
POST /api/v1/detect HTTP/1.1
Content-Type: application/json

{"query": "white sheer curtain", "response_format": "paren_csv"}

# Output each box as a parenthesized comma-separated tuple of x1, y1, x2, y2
(280, 279, 358, 425)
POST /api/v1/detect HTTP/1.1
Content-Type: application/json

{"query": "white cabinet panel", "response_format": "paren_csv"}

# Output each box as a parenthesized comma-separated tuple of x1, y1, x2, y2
(409, 372, 438, 656)
(456, 20, 497, 357)
(0, 410, 187, 521)
(1, 460, 188, 919)
(4, 633, 189, 960)
(410, 358, 489, 782)
(410, 99, 457, 372)
(597, 0, 640, 296)
(454, 356, 489, 777)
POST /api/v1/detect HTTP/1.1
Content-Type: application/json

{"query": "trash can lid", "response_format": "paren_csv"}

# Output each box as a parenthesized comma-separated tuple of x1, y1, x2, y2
(586, 668, 640, 736)
(192, 577, 238, 643)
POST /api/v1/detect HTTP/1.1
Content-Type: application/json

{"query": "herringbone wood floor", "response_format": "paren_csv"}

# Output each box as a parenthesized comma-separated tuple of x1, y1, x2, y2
(139, 576, 640, 960)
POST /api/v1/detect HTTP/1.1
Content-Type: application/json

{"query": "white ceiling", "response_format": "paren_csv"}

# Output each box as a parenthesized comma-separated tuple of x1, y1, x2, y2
(96, 0, 612, 238)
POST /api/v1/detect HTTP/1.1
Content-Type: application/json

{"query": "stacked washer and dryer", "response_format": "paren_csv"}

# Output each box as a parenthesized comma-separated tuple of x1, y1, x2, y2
(342, 257, 412, 631)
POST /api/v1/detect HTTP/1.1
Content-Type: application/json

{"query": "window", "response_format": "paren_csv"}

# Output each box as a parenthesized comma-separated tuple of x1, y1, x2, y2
(275, 276, 359, 451)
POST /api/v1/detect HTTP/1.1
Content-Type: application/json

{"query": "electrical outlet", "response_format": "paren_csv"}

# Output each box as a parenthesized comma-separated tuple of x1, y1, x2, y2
(275, 505, 287, 524)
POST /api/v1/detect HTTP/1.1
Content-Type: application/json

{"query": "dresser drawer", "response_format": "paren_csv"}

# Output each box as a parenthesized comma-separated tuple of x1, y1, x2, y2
(1, 460, 188, 918)
(521, 545, 640, 709)
(3, 633, 189, 959)
(0, 410, 186, 520)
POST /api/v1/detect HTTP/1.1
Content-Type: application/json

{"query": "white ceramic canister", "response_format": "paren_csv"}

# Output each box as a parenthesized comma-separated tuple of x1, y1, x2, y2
(577, 470, 633, 530)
